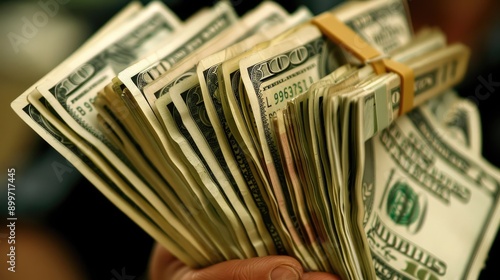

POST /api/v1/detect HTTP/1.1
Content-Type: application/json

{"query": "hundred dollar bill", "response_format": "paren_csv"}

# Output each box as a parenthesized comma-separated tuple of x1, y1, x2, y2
(117, 1, 238, 110)
(272, 109, 335, 272)
(283, 29, 445, 269)
(168, 76, 290, 256)
(329, 43, 469, 280)
(305, 27, 447, 169)
(238, 25, 343, 272)
(29, 3, 226, 263)
(361, 43, 470, 142)
(114, 4, 239, 222)
(276, 73, 395, 278)
(10, 0, 146, 124)
(331, 0, 412, 63)
(167, 76, 272, 258)
(215, 8, 314, 205)
(23, 89, 216, 266)
(239, 22, 338, 216)
(320, 43, 468, 180)
(155, 88, 254, 260)
(11, 2, 142, 219)
(8, 1, 149, 236)
(238, 0, 413, 230)
(36, 1, 180, 149)
(143, 1, 293, 121)
(307, 11, 436, 189)
(269, 29, 455, 277)
(117, 2, 295, 259)
(93, 87, 228, 257)
(278, 66, 367, 277)
(198, 5, 312, 188)
(34, 0, 185, 220)
(318, 42, 467, 187)
(229, 0, 413, 272)
(12, 101, 205, 268)
(113, 4, 242, 254)
(361, 102, 500, 279)
(112, 2, 237, 174)
(114, 2, 280, 195)
(141, 10, 311, 259)
(276, 65, 358, 278)
(114, 0, 238, 154)
(194, 5, 313, 257)
(8, 0, 144, 229)
(95, 84, 214, 219)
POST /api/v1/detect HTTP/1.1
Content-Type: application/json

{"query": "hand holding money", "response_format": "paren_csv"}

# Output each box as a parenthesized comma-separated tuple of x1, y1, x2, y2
(10, 0, 500, 279)
(149, 243, 341, 280)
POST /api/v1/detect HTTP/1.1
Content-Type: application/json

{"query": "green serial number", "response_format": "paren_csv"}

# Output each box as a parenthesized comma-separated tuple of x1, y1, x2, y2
(272, 77, 313, 105)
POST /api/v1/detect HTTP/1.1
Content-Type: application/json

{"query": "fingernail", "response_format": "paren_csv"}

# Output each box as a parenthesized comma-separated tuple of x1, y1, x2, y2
(271, 265, 300, 280)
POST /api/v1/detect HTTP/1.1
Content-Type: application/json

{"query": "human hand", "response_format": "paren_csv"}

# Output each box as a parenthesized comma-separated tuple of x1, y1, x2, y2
(149, 243, 341, 280)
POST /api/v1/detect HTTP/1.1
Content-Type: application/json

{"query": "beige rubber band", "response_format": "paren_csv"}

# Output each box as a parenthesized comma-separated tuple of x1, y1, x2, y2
(383, 59, 414, 115)
(311, 12, 415, 115)
(312, 13, 386, 75)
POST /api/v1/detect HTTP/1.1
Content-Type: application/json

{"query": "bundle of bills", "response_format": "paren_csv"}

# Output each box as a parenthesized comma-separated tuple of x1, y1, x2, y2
(11, 0, 500, 279)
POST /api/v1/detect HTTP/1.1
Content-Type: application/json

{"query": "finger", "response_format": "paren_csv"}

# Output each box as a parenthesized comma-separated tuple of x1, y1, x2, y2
(149, 243, 306, 280)
(186, 255, 304, 280)
(149, 243, 191, 280)
(303, 272, 342, 280)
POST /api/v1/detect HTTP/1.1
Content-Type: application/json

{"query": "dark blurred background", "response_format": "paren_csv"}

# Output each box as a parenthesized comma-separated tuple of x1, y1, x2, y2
(0, 0, 498, 279)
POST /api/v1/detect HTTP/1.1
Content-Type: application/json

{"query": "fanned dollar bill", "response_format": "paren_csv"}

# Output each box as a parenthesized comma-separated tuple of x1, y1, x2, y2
(155, 85, 255, 260)
(362, 103, 500, 279)
(34, 2, 183, 215)
(112, 4, 241, 218)
(29, 90, 218, 265)
(194, 7, 313, 259)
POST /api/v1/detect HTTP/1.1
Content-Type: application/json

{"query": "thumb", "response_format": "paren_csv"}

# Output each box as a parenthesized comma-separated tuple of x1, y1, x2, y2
(149, 243, 304, 280)
(188, 256, 304, 280)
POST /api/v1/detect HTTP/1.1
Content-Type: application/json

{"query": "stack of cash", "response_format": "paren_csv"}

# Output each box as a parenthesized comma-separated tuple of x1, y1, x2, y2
(11, 0, 500, 279)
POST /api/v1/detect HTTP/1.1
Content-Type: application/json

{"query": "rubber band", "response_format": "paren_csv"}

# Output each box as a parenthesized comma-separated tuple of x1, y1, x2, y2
(311, 12, 415, 115)
(383, 58, 414, 115)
